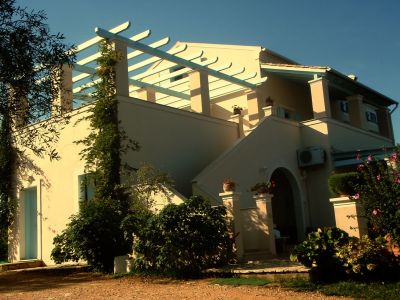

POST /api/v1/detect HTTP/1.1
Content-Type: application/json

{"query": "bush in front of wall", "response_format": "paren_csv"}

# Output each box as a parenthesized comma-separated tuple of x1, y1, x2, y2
(51, 198, 130, 273)
(337, 235, 400, 281)
(328, 172, 360, 197)
(290, 227, 350, 282)
(132, 195, 234, 278)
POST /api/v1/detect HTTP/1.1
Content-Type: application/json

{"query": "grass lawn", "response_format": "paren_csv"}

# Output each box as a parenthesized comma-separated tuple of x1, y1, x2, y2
(211, 277, 270, 286)
(280, 278, 400, 300)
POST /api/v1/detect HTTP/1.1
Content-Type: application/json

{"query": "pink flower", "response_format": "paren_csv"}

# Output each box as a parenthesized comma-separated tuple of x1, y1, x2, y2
(353, 193, 360, 200)
(356, 153, 361, 160)
(376, 175, 381, 181)
(372, 208, 382, 216)
(390, 152, 398, 162)
(367, 155, 372, 162)
(357, 164, 365, 170)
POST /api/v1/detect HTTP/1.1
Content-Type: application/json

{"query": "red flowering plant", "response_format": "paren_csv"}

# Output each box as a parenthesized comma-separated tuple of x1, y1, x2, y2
(354, 146, 400, 246)
(250, 180, 276, 195)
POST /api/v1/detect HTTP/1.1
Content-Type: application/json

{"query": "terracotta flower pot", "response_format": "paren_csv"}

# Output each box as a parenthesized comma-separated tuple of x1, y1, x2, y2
(223, 182, 236, 192)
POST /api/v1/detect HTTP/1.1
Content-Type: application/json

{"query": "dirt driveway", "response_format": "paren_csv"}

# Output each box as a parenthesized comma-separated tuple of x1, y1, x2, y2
(0, 268, 350, 300)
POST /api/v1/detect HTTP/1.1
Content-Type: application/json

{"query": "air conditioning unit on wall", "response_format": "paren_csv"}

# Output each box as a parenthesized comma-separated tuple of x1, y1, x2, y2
(297, 147, 326, 167)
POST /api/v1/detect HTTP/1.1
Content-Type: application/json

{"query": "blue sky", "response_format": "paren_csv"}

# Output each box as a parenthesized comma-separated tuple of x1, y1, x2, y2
(17, 0, 399, 142)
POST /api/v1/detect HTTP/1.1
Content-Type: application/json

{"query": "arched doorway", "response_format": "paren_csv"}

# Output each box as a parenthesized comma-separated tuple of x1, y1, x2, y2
(270, 168, 304, 244)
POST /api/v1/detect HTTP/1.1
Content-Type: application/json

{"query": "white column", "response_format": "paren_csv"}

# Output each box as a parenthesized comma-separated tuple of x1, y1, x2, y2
(308, 77, 331, 119)
(220, 191, 244, 259)
(189, 71, 210, 115)
(112, 40, 129, 97)
(254, 193, 276, 255)
(52, 64, 73, 115)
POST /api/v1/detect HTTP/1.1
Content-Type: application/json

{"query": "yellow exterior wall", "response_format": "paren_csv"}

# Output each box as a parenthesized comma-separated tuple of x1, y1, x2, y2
(10, 95, 239, 265)
(9, 105, 92, 264)
(118, 95, 239, 196)
(193, 115, 308, 239)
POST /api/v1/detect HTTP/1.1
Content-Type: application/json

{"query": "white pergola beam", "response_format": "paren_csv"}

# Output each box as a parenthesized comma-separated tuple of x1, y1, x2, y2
(76, 21, 131, 52)
(95, 27, 257, 90)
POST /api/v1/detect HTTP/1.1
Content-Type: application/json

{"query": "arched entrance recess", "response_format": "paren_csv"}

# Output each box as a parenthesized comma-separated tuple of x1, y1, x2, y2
(269, 167, 304, 244)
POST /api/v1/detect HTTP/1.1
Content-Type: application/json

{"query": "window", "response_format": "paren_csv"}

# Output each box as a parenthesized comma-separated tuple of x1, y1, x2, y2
(365, 111, 378, 124)
(339, 100, 349, 113)
(78, 174, 95, 203)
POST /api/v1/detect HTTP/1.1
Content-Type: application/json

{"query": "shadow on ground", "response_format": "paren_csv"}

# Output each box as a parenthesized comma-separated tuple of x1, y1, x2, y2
(0, 267, 104, 294)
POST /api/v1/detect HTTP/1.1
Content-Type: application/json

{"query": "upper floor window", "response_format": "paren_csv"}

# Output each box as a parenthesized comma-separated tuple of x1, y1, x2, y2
(339, 100, 349, 113)
(365, 111, 378, 124)
(78, 174, 96, 203)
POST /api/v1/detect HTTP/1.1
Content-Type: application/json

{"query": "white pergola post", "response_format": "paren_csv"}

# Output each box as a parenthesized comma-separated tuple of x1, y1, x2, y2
(189, 70, 211, 115)
(112, 40, 129, 97)
(52, 64, 73, 115)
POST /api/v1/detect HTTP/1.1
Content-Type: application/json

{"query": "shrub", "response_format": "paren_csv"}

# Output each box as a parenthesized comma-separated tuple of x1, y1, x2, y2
(355, 148, 400, 245)
(51, 198, 130, 273)
(131, 196, 233, 278)
(338, 236, 400, 281)
(290, 227, 349, 282)
(0, 229, 7, 261)
(328, 172, 359, 197)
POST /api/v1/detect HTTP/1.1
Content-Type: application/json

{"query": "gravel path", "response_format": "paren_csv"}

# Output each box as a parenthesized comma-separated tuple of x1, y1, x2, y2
(0, 269, 351, 300)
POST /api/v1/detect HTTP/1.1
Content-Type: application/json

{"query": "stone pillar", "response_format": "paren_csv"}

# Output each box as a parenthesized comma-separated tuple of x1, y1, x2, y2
(262, 106, 273, 117)
(137, 88, 156, 102)
(189, 71, 210, 115)
(330, 197, 368, 238)
(246, 90, 262, 126)
(254, 193, 276, 255)
(376, 107, 394, 140)
(308, 77, 331, 119)
(52, 64, 73, 115)
(229, 114, 244, 137)
(220, 191, 244, 259)
(112, 40, 129, 97)
(346, 94, 365, 129)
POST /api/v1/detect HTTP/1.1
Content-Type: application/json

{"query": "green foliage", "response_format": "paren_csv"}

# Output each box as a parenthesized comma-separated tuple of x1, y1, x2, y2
(52, 41, 141, 272)
(328, 172, 359, 197)
(76, 41, 139, 203)
(0, 229, 7, 261)
(0, 118, 16, 229)
(211, 277, 270, 286)
(279, 278, 400, 299)
(290, 227, 349, 281)
(355, 148, 400, 245)
(337, 236, 400, 281)
(51, 199, 130, 272)
(131, 196, 234, 278)
(128, 164, 174, 211)
(0, 0, 74, 158)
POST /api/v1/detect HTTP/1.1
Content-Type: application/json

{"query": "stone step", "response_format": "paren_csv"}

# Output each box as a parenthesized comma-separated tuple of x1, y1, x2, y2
(0, 260, 44, 272)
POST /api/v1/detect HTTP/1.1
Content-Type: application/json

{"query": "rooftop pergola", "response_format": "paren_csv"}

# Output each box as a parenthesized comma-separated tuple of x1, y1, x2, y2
(67, 21, 267, 112)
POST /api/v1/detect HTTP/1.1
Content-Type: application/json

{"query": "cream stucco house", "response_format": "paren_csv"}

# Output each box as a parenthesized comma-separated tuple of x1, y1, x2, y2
(9, 22, 397, 264)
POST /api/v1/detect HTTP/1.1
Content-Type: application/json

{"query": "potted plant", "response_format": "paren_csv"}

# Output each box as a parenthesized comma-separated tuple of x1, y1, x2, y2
(232, 105, 243, 115)
(223, 178, 236, 192)
(250, 181, 276, 195)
